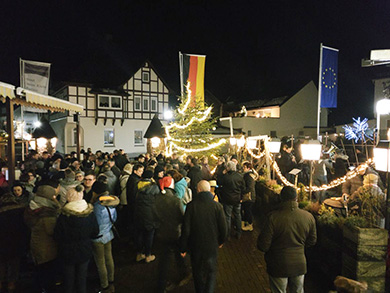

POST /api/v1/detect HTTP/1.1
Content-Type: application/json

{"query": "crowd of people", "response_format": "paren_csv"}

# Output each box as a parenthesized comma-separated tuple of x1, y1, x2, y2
(0, 148, 262, 293)
(0, 141, 384, 293)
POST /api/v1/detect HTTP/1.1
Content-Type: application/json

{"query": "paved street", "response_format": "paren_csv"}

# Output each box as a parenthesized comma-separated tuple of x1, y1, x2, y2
(18, 211, 332, 293)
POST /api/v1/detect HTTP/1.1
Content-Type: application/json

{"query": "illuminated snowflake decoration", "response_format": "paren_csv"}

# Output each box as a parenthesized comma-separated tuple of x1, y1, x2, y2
(343, 117, 373, 143)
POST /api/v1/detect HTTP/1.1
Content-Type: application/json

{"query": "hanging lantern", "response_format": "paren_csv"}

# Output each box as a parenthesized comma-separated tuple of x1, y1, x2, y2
(151, 137, 161, 148)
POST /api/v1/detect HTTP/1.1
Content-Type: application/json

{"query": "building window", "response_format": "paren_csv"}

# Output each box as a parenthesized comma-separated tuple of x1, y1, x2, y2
(143, 97, 149, 111)
(98, 95, 122, 110)
(134, 97, 141, 111)
(151, 97, 157, 112)
(142, 72, 150, 83)
(72, 128, 77, 146)
(299, 130, 304, 136)
(104, 129, 115, 146)
(134, 130, 143, 146)
(270, 131, 277, 137)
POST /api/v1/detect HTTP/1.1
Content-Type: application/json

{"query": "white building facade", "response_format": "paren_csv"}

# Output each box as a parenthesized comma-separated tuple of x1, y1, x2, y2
(223, 81, 328, 138)
(50, 61, 170, 155)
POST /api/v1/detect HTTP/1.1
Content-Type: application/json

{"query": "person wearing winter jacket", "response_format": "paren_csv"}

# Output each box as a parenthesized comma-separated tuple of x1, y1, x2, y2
(24, 182, 61, 292)
(167, 169, 188, 210)
(91, 174, 120, 293)
(58, 169, 79, 207)
(155, 176, 187, 292)
(219, 161, 245, 239)
(241, 162, 258, 232)
(0, 191, 29, 293)
(54, 185, 99, 293)
(134, 170, 160, 263)
(101, 164, 119, 196)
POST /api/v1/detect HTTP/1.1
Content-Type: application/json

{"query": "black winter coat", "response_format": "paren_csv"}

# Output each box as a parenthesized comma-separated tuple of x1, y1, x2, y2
(187, 165, 203, 196)
(180, 191, 227, 256)
(54, 202, 99, 264)
(0, 200, 29, 262)
(219, 171, 245, 205)
(134, 180, 160, 231)
(243, 171, 257, 202)
(126, 173, 142, 207)
(155, 188, 184, 243)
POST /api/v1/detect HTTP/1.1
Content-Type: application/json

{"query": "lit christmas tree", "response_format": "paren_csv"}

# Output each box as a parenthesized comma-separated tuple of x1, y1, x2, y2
(165, 83, 226, 157)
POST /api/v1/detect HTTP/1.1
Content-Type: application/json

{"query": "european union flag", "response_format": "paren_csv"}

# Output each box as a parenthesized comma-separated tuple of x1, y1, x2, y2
(320, 46, 338, 108)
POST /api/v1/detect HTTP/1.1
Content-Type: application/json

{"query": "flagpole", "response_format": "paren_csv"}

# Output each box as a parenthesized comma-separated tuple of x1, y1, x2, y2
(179, 52, 184, 97)
(317, 43, 323, 141)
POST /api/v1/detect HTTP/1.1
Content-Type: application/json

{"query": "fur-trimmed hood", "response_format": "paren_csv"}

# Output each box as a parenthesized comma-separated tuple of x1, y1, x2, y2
(61, 200, 94, 217)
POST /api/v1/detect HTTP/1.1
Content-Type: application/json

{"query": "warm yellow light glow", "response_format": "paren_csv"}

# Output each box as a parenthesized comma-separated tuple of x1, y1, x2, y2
(246, 139, 257, 149)
(29, 141, 36, 149)
(37, 138, 47, 148)
(301, 140, 322, 161)
(178, 82, 192, 115)
(151, 137, 161, 148)
(169, 139, 226, 153)
(229, 137, 237, 145)
(237, 136, 246, 148)
(50, 137, 57, 147)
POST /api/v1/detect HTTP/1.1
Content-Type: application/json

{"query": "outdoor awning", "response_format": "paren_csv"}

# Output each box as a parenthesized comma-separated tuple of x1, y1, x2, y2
(0, 81, 16, 99)
(16, 87, 83, 112)
(0, 81, 83, 113)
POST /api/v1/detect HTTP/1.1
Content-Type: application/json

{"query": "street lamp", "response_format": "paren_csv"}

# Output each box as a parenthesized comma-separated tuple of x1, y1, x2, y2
(373, 140, 390, 229)
(268, 138, 281, 179)
(376, 99, 390, 144)
(301, 140, 322, 200)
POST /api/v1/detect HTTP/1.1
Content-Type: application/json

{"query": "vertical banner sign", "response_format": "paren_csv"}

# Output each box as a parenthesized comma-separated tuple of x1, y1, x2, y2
(20, 59, 51, 113)
(320, 46, 339, 108)
(180, 53, 206, 108)
(20, 59, 51, 95)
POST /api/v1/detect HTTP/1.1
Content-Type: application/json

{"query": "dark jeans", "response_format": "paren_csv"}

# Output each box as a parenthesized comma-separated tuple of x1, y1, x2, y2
(241, 201, 254, 224)
(36, 259, 59, 293)
(136, 228, 155, 256)
(63, 260, 89, 293)
(191, 252, 217, 293)
(157, 241, 188, 292)
(223, 203, 242, 237)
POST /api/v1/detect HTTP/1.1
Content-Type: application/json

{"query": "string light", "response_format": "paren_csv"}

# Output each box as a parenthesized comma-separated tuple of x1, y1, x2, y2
(246, 147, 266, 159)
(169, 139, 226, 153)
(273, 158, 374, 192)
(178, 82, 192, 115)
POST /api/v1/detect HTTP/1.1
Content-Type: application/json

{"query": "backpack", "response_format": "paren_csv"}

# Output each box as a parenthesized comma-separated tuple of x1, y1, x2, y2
(182, 186, 192, 205)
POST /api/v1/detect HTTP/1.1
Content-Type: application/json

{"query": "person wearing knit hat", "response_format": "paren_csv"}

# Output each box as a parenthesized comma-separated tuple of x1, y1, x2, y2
(142, 169, 154, 180)
(90, 174, 119, 292)
(24, 184, 61, 292)
(54, 185, 99, 293)
(155, 176, 187, 292)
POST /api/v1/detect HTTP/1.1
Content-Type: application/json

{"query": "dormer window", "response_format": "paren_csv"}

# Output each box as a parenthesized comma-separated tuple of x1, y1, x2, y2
(98, 95, 122, 110)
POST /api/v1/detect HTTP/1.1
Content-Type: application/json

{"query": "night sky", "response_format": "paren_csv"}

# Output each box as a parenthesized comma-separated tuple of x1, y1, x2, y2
(1, 1, 390, 125)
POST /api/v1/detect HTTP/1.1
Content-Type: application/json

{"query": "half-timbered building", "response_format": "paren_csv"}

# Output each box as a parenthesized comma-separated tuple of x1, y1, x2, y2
(50, 61, 171, 155)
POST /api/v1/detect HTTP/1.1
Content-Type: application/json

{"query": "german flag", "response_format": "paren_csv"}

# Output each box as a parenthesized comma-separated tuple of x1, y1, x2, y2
(182, 53, 206, 107)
